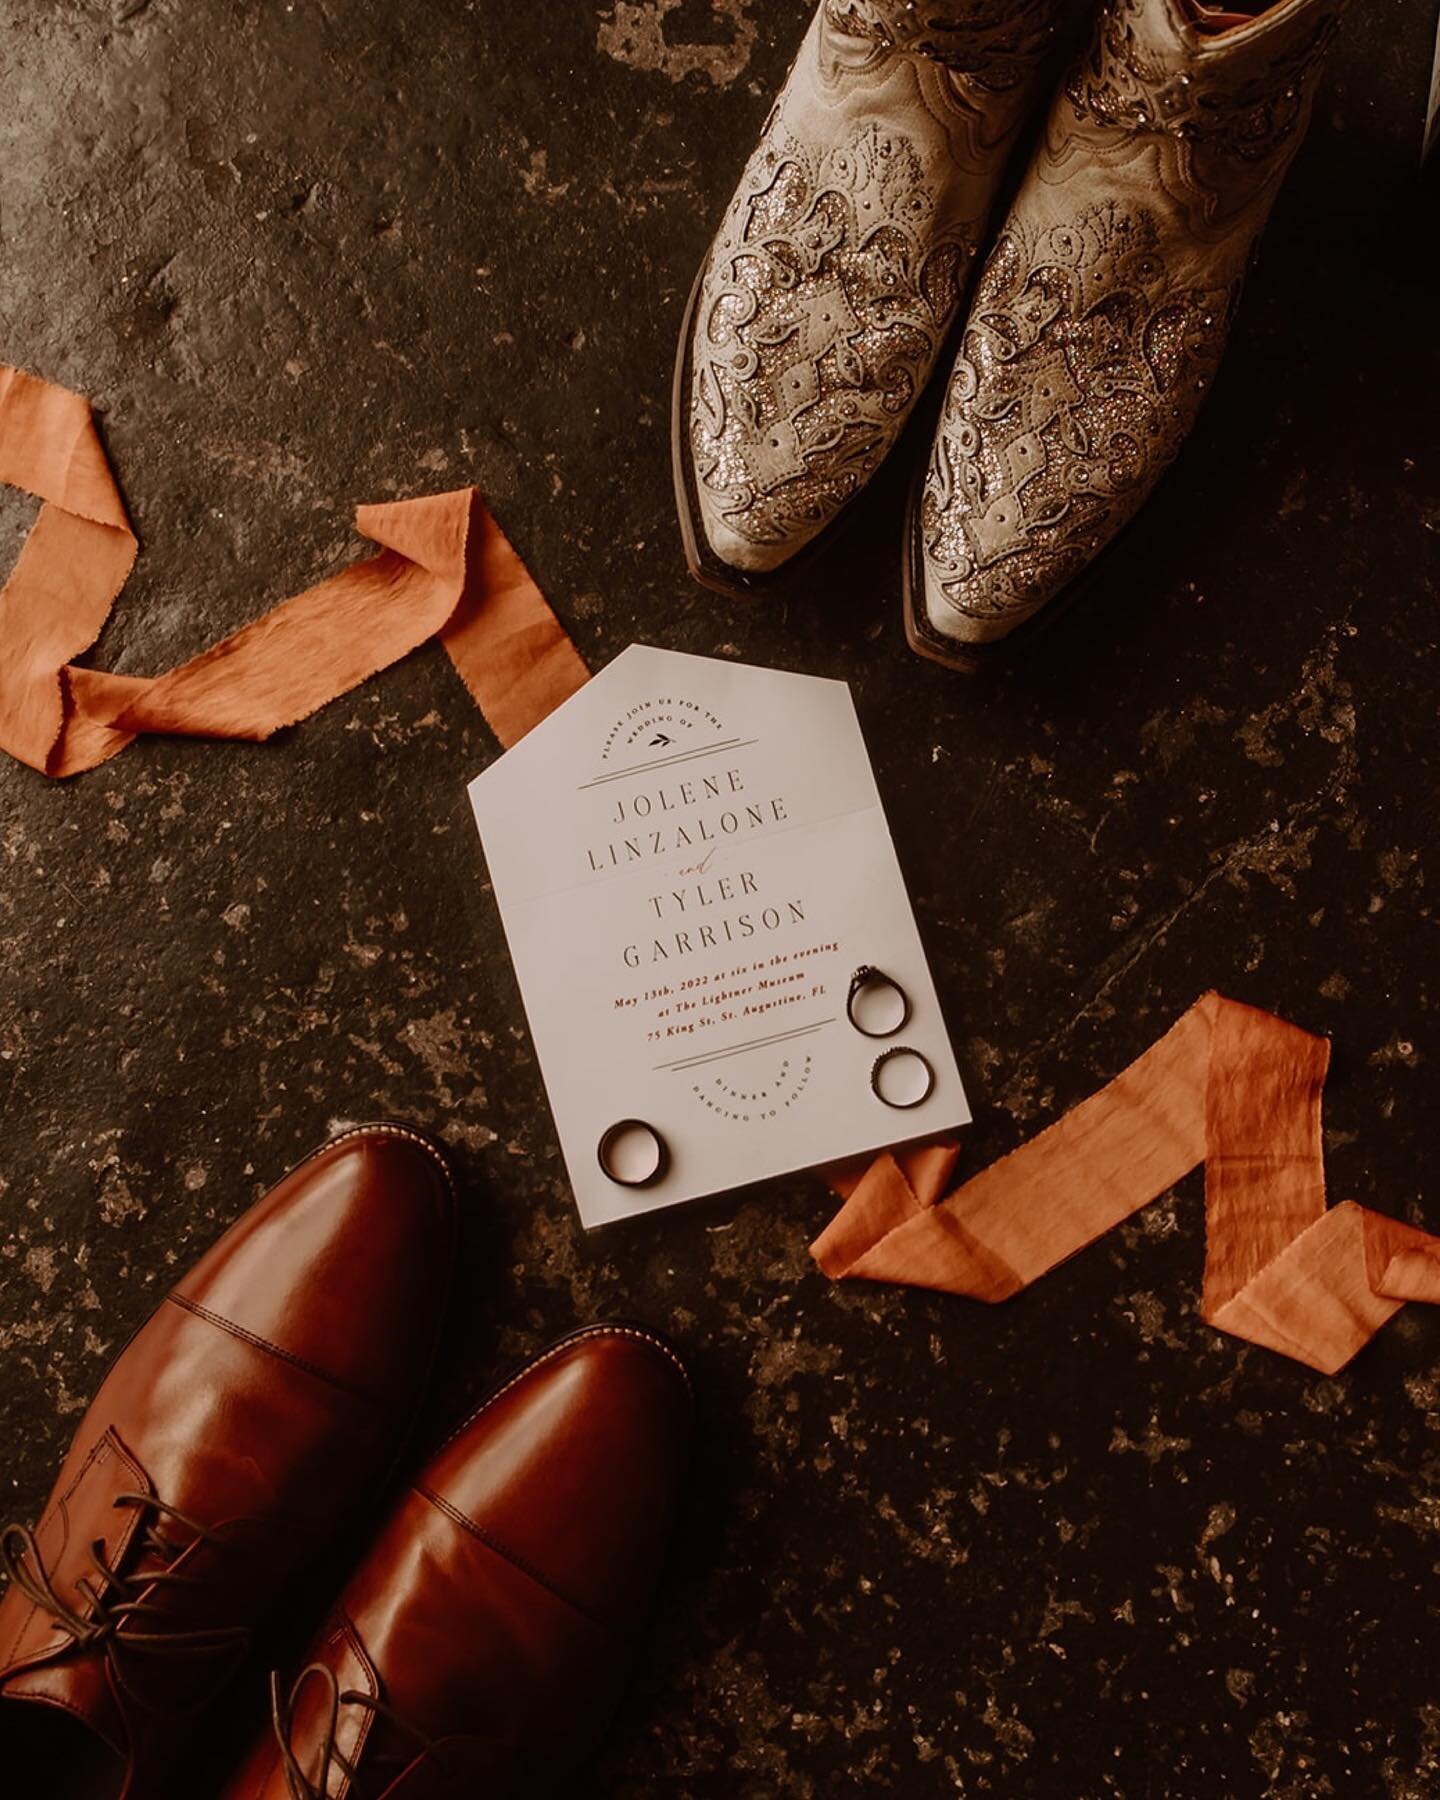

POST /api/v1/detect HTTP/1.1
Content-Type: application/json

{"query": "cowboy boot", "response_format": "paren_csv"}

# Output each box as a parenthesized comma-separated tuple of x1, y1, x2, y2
(0, 1125, 456, 1799)
(674, 0, 1069, 594)
(907, 0, 1348, 667)
(219, 1325, 692, 1798)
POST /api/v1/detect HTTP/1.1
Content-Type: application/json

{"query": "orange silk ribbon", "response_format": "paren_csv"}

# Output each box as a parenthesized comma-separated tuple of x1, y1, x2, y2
(814, 992, 1440, 1374)
(0, 364, 588, 777)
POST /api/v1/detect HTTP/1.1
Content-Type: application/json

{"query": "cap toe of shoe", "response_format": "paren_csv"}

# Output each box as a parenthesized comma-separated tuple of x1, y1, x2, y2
(421, 1325, 692, 1635)
(172, 1125, 456, 1405)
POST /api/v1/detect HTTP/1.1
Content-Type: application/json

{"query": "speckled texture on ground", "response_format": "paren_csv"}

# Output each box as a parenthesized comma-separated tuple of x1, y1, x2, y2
(2, 1, 1439, 1794)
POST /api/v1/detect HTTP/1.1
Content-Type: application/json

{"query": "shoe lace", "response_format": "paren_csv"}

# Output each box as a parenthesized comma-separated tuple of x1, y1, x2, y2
(1, 1492, 249, 1702)
(270, 1663, 439, 1800)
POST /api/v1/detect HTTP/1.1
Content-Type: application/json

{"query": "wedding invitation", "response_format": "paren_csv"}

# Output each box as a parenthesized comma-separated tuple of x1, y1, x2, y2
(467, 645, 969, 1226)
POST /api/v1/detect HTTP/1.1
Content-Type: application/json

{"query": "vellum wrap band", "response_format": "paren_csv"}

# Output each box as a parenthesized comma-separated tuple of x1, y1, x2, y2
(814, 993, 1440, 1374)
(0, 364, 588, 777)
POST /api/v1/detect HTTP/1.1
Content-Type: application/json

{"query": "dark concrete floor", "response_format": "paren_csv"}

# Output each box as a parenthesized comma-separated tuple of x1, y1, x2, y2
(3, 1, 1440, 1794)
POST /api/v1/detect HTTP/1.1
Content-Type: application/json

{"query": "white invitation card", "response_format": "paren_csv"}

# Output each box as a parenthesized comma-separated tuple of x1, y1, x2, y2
(468, 645, 969, 1226)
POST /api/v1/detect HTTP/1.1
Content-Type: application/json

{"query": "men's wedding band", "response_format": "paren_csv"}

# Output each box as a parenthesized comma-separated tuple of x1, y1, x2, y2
(846, 964, 911, 1038)
(870, 1046, 935, 1110)
(597, 1119, 669, 1187)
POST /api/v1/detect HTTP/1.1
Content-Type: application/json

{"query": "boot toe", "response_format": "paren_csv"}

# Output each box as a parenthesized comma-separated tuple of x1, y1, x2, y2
(691, 486, 813, 576)
(918, 528, 1065, 650)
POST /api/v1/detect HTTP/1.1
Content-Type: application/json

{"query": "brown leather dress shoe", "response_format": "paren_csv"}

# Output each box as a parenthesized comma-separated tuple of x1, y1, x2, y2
(0, 1124, 456, 1800)
(221, 1324, 692, 1799)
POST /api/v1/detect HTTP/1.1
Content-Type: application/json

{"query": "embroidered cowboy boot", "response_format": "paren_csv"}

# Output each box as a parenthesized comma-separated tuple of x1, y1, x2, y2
(0, 1126, 456, 1799)
(907, 0, 1348, 667)
(219, 1325, 692, 1799)
(674, 0, 1068, 593)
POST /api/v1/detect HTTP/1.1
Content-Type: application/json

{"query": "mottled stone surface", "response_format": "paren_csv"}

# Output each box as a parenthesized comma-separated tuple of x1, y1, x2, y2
(2, 1, 1439, 1793)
